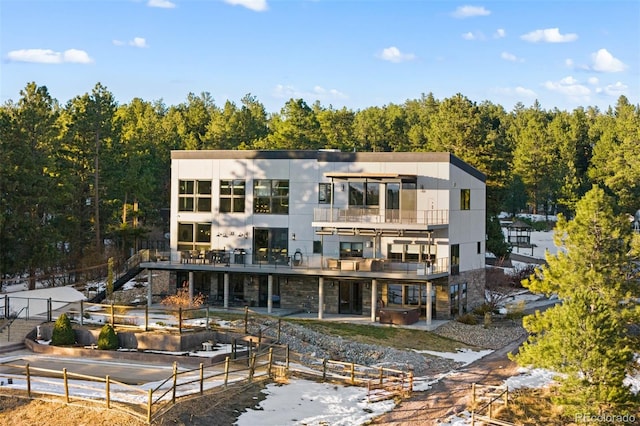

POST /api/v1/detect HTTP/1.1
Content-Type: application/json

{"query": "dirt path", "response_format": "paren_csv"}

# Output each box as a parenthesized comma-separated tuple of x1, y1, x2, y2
(370, 337, 526, 426)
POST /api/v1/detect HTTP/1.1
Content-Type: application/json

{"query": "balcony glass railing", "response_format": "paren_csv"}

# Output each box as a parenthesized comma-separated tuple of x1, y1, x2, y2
(313, 207, 448, 226)
(142, 248, 451, 276)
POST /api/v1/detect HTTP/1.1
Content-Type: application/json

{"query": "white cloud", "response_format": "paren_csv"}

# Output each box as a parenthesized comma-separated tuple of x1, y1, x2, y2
(6, 48, 93, 64)
(462, 31, 486, 41)
(147, 0, 176, 8)
(590, 48, 626, 72)
(451, 5, 491, 18)
(494, 28, 506, 38)
(543, 76, 591, 100)
(602, 81, 628, 96)
(587, 77, 599, 85)
(521, 28, 578, 43)
(272, 84, 347, 101)
(224, 0, 268, 12)
(129, 37, 149, 48)
(112, 40, 125, 46)
(462, 32, 475, 40)
(378, 46, 416, 63)
(501, 51, 523, 62)
(495, 86, 537, 98)
(565, 58, 574, 68)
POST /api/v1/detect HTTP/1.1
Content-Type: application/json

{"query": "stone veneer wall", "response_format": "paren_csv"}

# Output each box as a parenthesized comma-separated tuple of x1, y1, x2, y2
(149, 270, 173, 303)
(449, 268, 486, 317)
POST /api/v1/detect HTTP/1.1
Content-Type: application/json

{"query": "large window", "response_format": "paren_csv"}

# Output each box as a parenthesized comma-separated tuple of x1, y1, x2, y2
(348, 182, 379, 207)
(340, 242, 363, 258)
(451, 244, 460, 275)
(254, 180, 289, 214)
(460, 189, 470, 210)
(318, 183, 332, 204)
(388, 243, 437, 262)
(220, 180, 245, 213)
(253, 228, 288, 264)
(179, 180, 212, 212)
(177, 222, 211, 251)
(450, 284, 460, 316)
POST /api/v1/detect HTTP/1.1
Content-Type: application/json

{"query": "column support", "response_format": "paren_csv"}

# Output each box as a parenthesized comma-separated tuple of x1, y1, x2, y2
(370, 279, 377, 322)
(426, 281, 432, 326)
(223, 273, 229, 308)
(147, 269, 153, 307)
(267, 274, 273, 314)
(318, 277, 324, 320)
(188, 271, 194, 306)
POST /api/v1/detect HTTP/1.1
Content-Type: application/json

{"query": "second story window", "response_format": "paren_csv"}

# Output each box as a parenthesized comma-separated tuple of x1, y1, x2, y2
(220, 180, 246, 213)
(254, 179, 289, 214)
(348, 182, 379, 207)
(318, 183, 332, 204)
(179, 180, 212, 212)
(460, 189, 470, 210)
(451, 244, 460, 275)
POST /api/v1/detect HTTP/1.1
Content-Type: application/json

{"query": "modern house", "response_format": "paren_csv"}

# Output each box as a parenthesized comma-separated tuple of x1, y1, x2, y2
(141, 150, 486, 324)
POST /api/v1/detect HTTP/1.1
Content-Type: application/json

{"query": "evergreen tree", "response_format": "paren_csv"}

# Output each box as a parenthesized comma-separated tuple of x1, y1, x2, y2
(513, 186, 640, 417)
(97, 323, 118, 350)
(51, 313, 76, 346)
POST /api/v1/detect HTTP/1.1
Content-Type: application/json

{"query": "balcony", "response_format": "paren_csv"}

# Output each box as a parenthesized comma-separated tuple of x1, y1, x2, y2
(312, 208, 448, 228)
(140, 248, 450, 278)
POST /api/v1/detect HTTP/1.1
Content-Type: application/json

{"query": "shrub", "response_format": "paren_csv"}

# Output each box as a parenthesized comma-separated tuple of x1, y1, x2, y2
(456, 313, 478, 325)
(97, 324, 118, 350)
(472, 303, 497, 316)
(51, 313, 76, 346)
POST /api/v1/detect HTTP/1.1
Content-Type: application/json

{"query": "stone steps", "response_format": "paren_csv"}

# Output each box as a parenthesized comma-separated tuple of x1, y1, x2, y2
(0, 319, 44, 343)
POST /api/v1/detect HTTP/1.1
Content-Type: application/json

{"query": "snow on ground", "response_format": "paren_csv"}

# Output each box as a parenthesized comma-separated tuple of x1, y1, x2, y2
(2, 218, 638, 425)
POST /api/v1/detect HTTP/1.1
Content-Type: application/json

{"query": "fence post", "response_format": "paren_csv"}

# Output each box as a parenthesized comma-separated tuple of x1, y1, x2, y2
(378, 367, 383, 385)
(322, 359, 327, 382)
(172, 361, 178, 404)
(26, 364, 31, 397)
(268, 348, 273, 378)
(244, 306, 249, 334)
(504, 387, 508, 407)
(206, 306, 210, 330)
(63, 368, 69, 403)
(350, 363, 355, 385)
(286, 345, 290, 370)
(110, 303, 114, 325)
(249, 353, 256, 381)
(224, 357, 230, 387)
(47, 298, 52, 322)
(199, 363, 204, 395)
(80, 301, 84, 326)
(147, 389, 153, 423)
(248, 339, 252, 366)
(4, 295, 7, 319)
(178, 308, 183, 334)
(408, 371, 414, 393)
(471, 383, 476, 406)
(145, 305, 149, 331)
(105, 375, 110, 409)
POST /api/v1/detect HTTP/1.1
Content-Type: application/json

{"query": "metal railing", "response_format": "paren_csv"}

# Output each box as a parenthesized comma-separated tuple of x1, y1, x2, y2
(141, 248, 451, 276)
(313, 207, 449, 226)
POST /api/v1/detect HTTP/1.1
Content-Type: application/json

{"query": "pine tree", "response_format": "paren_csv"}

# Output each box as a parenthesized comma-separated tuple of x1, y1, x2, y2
(51, 313, 76, 346)
(97, 324, 118, 350)
(512, 185, 640, 417)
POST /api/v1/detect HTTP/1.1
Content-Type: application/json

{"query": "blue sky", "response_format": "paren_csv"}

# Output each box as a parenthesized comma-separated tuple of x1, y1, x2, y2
(1, 0, 638, 113)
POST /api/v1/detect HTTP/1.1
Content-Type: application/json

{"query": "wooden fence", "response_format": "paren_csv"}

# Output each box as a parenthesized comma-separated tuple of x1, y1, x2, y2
(0, 343, 413, 424)
(0, 343, 289, 423)
(470, 383, 517, 426)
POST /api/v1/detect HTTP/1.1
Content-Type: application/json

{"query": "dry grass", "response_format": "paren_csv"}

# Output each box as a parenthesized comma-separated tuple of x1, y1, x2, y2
(491, 387, 574, 425)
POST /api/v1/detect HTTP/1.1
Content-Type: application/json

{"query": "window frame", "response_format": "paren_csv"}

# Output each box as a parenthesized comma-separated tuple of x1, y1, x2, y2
(253, 179, 289, 215)
(220, 179, 246, 213)
(460, 188, 470, 210)
(178, 180, 213, 212)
